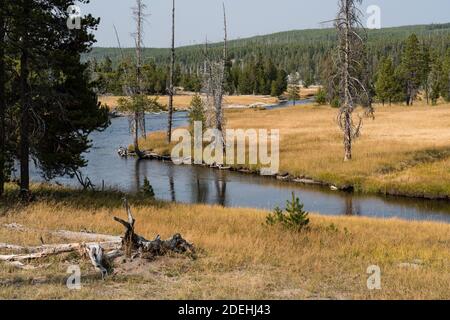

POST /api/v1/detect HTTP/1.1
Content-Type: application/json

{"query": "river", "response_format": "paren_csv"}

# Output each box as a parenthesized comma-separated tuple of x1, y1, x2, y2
(29, 100, 450, 223)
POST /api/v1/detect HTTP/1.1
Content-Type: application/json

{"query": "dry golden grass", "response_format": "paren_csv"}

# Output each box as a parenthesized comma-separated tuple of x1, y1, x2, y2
(141, 102, 450, 198)
(299, 86, 320, 98)
(0, 184, 449, 300)
(99, 95, 279, 111)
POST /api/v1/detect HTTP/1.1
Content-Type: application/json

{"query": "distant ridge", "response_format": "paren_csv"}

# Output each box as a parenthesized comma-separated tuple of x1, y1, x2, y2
(84, 22, 450, 75)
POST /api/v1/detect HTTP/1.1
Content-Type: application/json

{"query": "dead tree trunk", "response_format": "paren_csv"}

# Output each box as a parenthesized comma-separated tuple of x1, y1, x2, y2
(134, 0, 147, 144)
(202, 5, 228, 153)
(19, 2, 31, 196)
(0, 4, 6, 197)
(334, 0, 371, 162)
(216, 3, 227, 137)
(167, 0, 176, 143)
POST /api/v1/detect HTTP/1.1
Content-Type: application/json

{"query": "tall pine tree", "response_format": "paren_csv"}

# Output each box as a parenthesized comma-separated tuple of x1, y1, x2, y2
(6, 0, 109, 192)
(399, 34, 423, 106)
(375, 57, 396, 105)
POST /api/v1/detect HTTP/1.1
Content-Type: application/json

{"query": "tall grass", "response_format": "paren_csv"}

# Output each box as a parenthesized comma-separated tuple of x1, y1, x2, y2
(0, 184, 449, 299)
(140, 102, 450, 198)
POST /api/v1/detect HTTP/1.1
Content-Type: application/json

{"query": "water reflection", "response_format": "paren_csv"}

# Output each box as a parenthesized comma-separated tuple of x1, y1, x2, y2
(29, 107, 450, 224)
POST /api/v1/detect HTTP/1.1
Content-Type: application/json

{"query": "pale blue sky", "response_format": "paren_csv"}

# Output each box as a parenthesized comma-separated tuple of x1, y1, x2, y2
(79, 0, 450, 47)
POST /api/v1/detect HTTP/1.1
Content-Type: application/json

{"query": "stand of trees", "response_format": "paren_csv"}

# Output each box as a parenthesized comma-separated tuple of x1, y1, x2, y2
(87, 23, 450, 91)
(91, 54, 288, 97)
(0, 1, 109, 197)
(374, 35, 450, 106)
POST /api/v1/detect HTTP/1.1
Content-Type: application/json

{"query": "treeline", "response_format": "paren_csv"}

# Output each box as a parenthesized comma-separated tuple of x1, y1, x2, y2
(86, 23, 450, 88)
(373, 34, 450, 105)
(90, 54, 288, 96)
(0, 1, 108, 197)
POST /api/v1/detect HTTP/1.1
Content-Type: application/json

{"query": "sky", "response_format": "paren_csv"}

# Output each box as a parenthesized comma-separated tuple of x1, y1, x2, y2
(79, 0, 450, 48)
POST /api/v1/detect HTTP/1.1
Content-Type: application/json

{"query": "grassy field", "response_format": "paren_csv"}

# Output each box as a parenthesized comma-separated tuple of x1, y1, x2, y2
(0, 184, 449, 300)
(99, 94, 280, 110)
(139, 102, 450, 199)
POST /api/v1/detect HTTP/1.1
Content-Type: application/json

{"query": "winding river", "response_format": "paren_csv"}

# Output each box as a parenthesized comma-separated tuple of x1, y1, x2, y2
(29, 100, 450, 223)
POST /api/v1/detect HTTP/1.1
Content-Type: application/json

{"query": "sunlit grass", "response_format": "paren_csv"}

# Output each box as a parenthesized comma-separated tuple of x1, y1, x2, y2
(139, 101, 450, 198)
(0, 184, 449, 299)
(100, 94, 280, 111)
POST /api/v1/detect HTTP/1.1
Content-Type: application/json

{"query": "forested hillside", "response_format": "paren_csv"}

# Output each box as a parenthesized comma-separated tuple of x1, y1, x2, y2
(85, 23, 450, 83)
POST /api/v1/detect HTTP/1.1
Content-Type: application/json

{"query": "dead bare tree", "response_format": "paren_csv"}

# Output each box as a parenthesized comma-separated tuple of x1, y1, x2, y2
(0, 3, 5, 196)
(113, 1, 150, 157)
(132, 0, 147, 140)
(167, 0, 176, 143)
(333, 0, 373, 161)
(202, 4, 228, 152)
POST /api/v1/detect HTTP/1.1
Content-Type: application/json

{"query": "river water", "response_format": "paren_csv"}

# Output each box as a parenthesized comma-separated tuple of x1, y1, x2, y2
(29, 101, 450, 223)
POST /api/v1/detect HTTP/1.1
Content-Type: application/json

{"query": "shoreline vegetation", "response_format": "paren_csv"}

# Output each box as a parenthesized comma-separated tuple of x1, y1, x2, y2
(98, 87, 319, 111)
(100, 94, 280, 111)
(130, 101, 450, 201)
(0, 184, 449, 300)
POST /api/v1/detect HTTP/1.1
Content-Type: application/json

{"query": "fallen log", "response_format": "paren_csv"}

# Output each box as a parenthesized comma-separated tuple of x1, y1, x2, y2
(0, 243, 27, 251)
(0, 241, 121, 262)
(2, 223, 121, 243)
(1, 199, 195, 277)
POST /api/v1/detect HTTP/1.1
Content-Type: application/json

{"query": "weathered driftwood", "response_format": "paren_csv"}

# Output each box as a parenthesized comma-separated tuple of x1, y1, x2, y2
(4, 261, 36, 270)
(3, 223, 121, 243)
(0, 241, 121, 262)
(0, 243, 26, 251)
(0, 199, 194, 277)
(86, 244, 108, 278)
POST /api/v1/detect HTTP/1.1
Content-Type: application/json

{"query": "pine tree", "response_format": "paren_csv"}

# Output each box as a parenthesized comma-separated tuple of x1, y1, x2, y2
(442, 49, 450, 102)
(271, 69, 288, 97)
(188, 93, 206, 132)
(5, 0, 110, 189)
(375, 57, 396, 105)
(266, 193, 310, 232)
(428, 54, 443, 105)
(399, 34, 423, 106)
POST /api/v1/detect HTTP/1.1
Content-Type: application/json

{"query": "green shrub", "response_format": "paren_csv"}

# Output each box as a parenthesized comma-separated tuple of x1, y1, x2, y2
(141, 177, 155, 198)
(331, 97, 341, 108)
(315, 88, 327, 105)
(188, 94, 206, 132)
(266, 193, 310, 231)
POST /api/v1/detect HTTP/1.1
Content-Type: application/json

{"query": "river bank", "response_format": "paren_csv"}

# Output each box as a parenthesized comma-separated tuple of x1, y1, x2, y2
(135, 102, 450, 201)
(1, 184, 449, 299)
(99, 94, 280, 111)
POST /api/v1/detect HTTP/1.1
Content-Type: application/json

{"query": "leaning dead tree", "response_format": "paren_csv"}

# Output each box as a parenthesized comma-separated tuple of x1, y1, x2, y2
(0, 199, 194, 277)
(333, 0, 373, 161)
(202, 4, 228, 152)
(167, 0, 176, 143)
